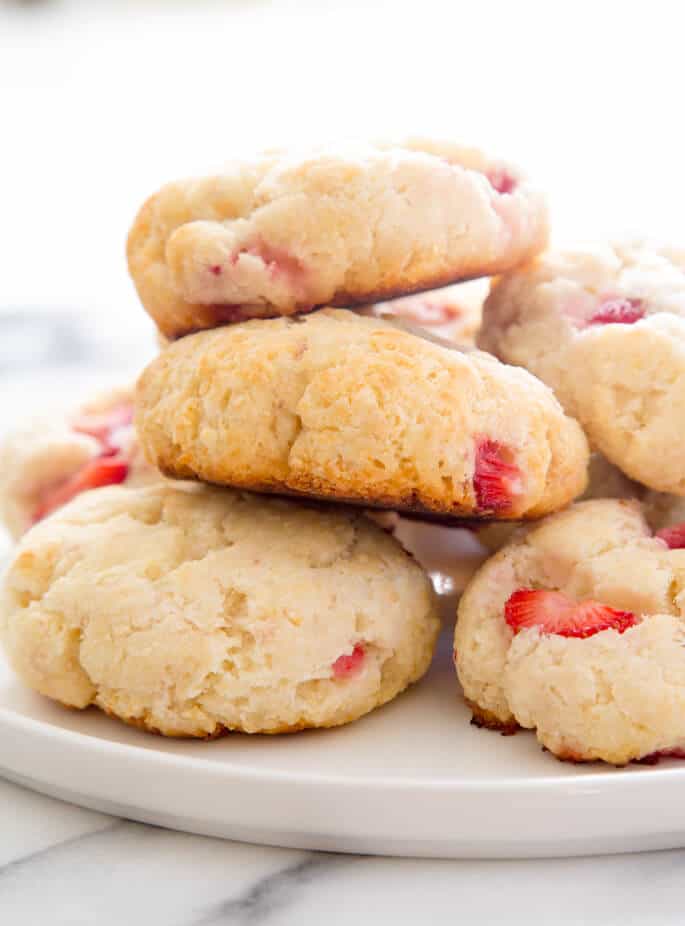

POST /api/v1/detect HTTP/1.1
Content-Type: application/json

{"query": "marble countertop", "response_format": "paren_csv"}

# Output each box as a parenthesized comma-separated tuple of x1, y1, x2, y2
(1, 776, 684, 925)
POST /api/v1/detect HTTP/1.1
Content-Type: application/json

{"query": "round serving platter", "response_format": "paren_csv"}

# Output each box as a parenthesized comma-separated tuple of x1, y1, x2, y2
(2, 628, 685, 860)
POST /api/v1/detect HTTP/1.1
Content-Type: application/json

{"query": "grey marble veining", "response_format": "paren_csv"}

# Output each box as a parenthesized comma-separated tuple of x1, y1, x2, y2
(1, 777, 685, 925)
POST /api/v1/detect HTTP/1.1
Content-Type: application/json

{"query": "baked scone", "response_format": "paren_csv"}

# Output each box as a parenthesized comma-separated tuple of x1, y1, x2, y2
(135, 310, 589, 521)
(479, 240, 685, 494)
(455, 499, 685, 764)
(0, 483, 440, 737)
(359, 279, 487, 346)
(127, 139, 548, 339)
(0, 387, 157, 539)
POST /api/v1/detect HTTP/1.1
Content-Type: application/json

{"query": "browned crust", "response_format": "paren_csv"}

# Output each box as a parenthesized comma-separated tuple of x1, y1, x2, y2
(98, 703, 357, 738)
(91, 685, 436, 738)
(466, 699, 520, 736)
(544, 746, 596, 765)
(156, 466, 548, 525)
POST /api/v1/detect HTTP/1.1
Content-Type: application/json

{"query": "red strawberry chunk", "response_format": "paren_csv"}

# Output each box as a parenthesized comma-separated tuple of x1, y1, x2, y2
(588, 297, 645, 326)
(486, 168, 517, 195)
(33, 455, 129, 523)
(504, 588, 637, 639)
(473, 439, 522, 514)
(332, 643, 365, 679)
(72, 403, 134, 448)
(656, 523, 685, 550)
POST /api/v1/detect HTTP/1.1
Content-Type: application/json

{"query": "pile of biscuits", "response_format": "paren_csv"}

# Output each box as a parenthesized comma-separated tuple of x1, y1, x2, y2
(2, 140, 685, 765)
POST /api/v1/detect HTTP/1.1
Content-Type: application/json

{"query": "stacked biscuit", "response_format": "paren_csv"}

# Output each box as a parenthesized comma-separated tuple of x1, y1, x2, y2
(11, 139, 681, 765)
(457, 241, 685, 765)
(0, 140, 585, 739)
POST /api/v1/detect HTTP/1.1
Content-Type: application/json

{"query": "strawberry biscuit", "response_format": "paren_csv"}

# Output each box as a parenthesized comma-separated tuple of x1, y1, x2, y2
(0, 483, 439, 736)
(479, 240, 685, 494)
(455, 499, 685, 764)
(0, 387, 157, 539)
(135, 310, 589, 521)
(127, 140, 548, 339)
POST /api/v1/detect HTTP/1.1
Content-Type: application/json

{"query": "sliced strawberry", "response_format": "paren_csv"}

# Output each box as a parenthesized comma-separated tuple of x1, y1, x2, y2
(656, 523, 685, 550)
(504, 588, 637, 639)
(473, 439, 522, 514)
(332, 643, 365, 679)
(486, 168, 517, 195)
(588, 297, 645, 326)
(72, 403, 134, 447)
(33, 455, 129, 523)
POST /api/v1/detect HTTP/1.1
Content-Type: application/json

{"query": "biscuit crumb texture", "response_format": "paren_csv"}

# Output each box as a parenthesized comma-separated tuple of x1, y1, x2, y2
(0, 483, 439, 737)
(136, 310, 589, 521)
(455, 499, 685, 764)
(127, 139, 548, 338)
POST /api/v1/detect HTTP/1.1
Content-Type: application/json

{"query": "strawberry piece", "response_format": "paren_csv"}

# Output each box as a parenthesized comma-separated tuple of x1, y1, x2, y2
(504, 588, 637, 639)
(33, 455, 129, 523)
(332, 644, 365, 679)
(72, 403, 134, 448)
(588, 297, 645, 326)
(486, 168, 517, 195)
(656, 523, 685, 549)
(473, 439, 522, 514)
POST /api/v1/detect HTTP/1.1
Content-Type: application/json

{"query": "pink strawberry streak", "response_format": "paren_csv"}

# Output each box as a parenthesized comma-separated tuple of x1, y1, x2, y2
(486, 168, 517, 195)
(332, 644, 365, 679)
(209, 242, 306, 285)
(391, 298, 464, 327)
(32, 456, 129, 523)
(587, 296, 645, 326)
(473, 439, 522, 514)
(655, 523, 685, 549)
(31, 403, 134, 524)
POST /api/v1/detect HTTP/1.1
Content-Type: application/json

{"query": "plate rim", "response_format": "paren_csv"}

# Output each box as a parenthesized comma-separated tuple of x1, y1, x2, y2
(3, 698, 685, 794)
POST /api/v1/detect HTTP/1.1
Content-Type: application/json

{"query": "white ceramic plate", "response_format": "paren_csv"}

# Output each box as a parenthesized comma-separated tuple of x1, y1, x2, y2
(4, 626, 685, 860)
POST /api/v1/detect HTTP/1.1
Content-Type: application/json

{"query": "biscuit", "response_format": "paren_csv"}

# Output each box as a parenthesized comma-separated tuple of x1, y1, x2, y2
(479, 240, 685, 494)
(0, 387, 157, 539)
(455, 499, 685, 764)
(135, 310, 589, 521)
(0, 483, 440, 736)
(127, 140, 548, 339)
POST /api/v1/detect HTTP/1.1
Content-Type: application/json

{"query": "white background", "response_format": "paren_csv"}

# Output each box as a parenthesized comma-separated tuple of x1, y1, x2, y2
(1, 0, 683, 335)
